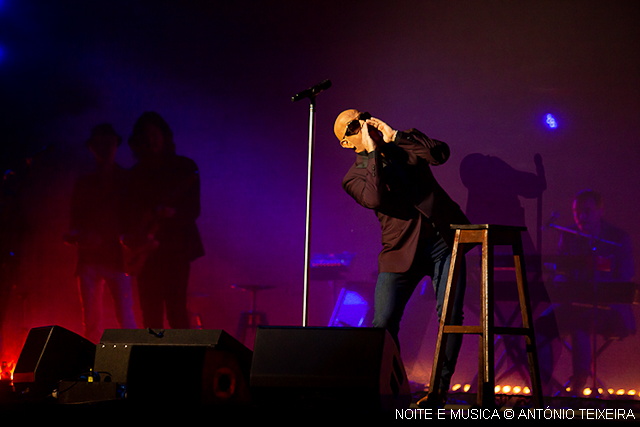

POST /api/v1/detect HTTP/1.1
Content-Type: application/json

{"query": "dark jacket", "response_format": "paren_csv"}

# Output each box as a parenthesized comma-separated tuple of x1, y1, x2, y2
(342, 129, 469, 273)
(69, 164, 129, 273)
(125, 154, 205, 263)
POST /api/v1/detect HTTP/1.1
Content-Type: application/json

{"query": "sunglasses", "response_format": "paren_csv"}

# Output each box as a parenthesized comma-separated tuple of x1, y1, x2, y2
(343, 112, 372, 139)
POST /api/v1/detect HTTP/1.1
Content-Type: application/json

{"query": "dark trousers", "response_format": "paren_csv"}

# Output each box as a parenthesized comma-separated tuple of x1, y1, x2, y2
(137, 250, 191, 329)
(373, 234, 466, 391)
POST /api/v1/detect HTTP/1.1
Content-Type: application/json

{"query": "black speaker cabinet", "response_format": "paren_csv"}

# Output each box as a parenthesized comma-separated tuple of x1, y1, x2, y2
(93, 329, 252, 406)
(13, 325, 96, 398)
(250, 327, 411, 412)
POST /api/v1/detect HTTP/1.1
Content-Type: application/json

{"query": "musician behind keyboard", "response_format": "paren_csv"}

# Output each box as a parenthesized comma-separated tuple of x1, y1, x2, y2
(536, 189, 635, 396)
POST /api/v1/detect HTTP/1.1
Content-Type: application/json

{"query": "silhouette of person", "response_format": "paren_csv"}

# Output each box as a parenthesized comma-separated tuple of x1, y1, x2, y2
(459, 152, 551, 387)
(123, 112, 204, 330)
(460, 153, 546, 254)
(65, 124, 137, 343)
(460, 152, 551, 299)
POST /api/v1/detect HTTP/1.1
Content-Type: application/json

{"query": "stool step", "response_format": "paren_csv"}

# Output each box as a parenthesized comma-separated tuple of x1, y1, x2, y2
(443, 325, 533, 336)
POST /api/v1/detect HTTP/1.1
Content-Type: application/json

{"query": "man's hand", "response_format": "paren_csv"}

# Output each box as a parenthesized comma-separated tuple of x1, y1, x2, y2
(368, 117, 397, 143)
(360, 119, 378, 153)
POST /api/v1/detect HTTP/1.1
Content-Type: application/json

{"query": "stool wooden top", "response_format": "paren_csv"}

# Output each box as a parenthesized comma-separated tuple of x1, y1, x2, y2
(450, 224, 527, 231)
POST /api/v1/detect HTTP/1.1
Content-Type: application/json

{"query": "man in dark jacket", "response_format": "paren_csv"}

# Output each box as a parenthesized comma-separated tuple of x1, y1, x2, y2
(337, 109, 469, 407)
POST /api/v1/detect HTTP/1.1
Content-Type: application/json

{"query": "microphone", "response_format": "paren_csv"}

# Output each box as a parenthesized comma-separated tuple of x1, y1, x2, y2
(291, 79, 332, 102)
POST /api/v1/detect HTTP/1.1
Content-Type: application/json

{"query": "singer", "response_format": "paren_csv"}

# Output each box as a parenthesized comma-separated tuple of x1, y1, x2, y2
(336, 109, 469, 408)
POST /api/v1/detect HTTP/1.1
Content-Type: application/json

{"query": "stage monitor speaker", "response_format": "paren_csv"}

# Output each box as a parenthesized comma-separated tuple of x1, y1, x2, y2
(13, 325, 96, 399)
(92, 328, 252, 406)
(250, 326, 411, 412)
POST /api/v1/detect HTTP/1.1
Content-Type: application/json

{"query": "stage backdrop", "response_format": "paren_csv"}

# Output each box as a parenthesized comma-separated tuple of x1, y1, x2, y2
(1, 0, 638, 393)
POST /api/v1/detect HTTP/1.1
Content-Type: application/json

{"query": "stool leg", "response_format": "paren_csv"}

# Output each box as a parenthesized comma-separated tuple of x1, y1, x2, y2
(421, 230, 463, 404)
(479, 229, 495, 407)
(512, 237, 544, 408)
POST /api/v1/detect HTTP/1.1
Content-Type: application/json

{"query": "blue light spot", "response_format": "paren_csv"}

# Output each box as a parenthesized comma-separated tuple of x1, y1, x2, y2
(545, 113, 558, 129)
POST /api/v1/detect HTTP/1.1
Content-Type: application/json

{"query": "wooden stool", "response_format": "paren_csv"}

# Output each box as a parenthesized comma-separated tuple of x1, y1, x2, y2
(423, 224, 543, 408)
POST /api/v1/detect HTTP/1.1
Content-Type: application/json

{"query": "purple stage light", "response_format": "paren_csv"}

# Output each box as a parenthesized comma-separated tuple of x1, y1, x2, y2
(329, 288, 370, 328)
(545, 113, 558, 129)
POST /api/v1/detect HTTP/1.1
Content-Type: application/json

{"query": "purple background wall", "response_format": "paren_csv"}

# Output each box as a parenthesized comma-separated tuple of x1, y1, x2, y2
(1, 1, 639, 391)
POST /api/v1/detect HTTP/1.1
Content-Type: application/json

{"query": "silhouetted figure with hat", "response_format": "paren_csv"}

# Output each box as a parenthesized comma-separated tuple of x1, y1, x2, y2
(64, 124, 137, 343)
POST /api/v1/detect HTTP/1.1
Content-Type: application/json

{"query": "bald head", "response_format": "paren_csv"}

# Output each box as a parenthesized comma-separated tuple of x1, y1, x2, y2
(335, 108, 378, 153)
(334, 109, 361, 141)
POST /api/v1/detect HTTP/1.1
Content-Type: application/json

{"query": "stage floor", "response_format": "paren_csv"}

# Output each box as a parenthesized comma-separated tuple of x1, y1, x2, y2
(1, 385, 639, 422)
(408, 391, 640, 422)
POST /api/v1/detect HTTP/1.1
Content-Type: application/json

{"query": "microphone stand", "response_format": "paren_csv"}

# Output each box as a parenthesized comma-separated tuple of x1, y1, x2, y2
(302, 98, 316, 327)
(292, 79, 331, 327)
